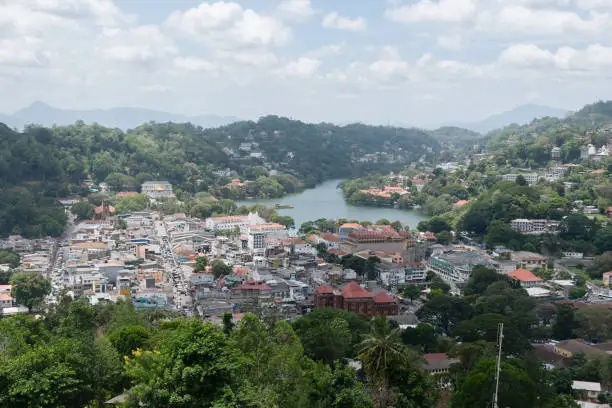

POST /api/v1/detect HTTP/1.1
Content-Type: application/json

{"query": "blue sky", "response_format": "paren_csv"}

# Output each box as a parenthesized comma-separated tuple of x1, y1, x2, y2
(0, 0, 611, 126)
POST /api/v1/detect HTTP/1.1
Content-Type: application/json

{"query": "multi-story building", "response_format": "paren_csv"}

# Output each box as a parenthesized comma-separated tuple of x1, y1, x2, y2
(141, 181, 174, 200)
(501, 173, 540, 185)
(313, 282, 398, 316)
(246, 223, 287, 254)
(427, 249, 491, 284)
(510, 251, 547, 270)
(551, 147, 561, 161)
(205, 212, 264, 232)
(510, 219, 560, 234)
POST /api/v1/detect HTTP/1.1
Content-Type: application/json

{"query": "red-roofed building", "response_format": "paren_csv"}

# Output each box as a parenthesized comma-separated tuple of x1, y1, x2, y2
(454, 200, 469, 208)
(508, 268, 543, 287)
(313, 281, 398, 316)
(320, 233, 340, 248)
(232, 281, 272, 298)
(116, 191, 138, 197)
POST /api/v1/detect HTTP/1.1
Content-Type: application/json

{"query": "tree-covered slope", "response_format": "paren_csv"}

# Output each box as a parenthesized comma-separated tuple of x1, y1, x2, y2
(0, 117, 440, 237)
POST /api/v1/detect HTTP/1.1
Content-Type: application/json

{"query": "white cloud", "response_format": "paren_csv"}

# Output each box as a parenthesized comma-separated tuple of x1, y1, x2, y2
(307, 42, 345, 58)
(498, 43, 612, 72)
(174, 56, 217, 72)
(322, 12, 367, 31)
(98, 25, 177, 63)
(385, 0, 477, 23)
(276, 0, 314, 22)
(0, 37, 49, 67)
(368, 46, 412, 82)
(437, 34, 464, 50)
(24, 0, 131, 26)
(476, 5, 609, 37)
(278, 57, 321, 78)
(576, 0, 612, 10)
(165, 2, 291, 49)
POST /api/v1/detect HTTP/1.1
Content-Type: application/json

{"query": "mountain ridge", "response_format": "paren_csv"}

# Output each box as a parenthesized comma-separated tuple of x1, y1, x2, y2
(442, 104, 569, 134)
(4, 101, 241, 130)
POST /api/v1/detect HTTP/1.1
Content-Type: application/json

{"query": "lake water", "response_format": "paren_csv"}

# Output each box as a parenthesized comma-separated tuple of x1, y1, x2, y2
(236, 179, 429, 229)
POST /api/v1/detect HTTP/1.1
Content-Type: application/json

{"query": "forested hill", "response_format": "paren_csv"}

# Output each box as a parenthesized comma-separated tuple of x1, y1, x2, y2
(0, 116, 440, 237)
(202, 115, 440, 186)
(483, 100, 612, 165)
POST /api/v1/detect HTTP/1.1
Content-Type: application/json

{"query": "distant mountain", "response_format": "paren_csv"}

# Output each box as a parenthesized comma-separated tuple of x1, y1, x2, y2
(446, 104, 568, 134)
(428, 126, 483, 143)
(2, 101, 240, 130)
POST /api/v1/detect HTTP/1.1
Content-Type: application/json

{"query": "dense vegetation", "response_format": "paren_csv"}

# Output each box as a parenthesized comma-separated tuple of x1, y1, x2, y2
(486, 101, 612, 166)
(4, 266, 606, 407)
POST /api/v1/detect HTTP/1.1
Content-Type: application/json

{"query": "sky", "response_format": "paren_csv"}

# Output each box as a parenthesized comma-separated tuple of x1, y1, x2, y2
(0, 0, 611, 126)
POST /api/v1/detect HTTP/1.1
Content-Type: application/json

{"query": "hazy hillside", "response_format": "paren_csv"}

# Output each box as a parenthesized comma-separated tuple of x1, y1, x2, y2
(448, 104, 568, 133)
(3, 101, 240, 130)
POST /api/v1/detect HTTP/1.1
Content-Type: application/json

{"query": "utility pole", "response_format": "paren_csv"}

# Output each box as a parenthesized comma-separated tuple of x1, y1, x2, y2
(493, 322, 504, 408)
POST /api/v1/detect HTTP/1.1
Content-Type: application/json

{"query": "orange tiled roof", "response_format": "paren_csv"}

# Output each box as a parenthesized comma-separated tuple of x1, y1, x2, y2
(315, 285, 334, 294)
(508, 268, 543, 282)
(339, 223, 363, 229)
(373, 291, 396, 303)
(341, 281, 373, 299)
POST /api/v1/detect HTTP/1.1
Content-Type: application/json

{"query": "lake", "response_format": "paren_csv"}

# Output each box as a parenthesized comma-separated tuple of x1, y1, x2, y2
(236, 179, 429, 229)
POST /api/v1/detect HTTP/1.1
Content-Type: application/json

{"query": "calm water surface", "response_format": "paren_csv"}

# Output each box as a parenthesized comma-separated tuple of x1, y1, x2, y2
(236, 179, 429, 229)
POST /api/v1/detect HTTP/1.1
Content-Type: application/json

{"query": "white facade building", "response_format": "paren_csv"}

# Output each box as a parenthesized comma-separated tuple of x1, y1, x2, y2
(510, 219, 561, 233)
(205, 212, 264, 232)
(141, 181, 173, 199)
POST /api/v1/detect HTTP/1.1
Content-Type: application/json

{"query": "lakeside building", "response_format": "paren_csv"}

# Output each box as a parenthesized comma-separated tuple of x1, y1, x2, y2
(313, 281, 399, 316)
(141, 181, 174, 200)
(205, 213, 264, 232)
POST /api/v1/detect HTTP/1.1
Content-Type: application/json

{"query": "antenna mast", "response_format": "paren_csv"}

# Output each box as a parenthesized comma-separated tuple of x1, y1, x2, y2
(493, 322, 504, 408)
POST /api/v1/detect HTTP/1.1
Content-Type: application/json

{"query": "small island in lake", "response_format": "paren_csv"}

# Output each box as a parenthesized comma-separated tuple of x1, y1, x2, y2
(275, 204, 294, 209)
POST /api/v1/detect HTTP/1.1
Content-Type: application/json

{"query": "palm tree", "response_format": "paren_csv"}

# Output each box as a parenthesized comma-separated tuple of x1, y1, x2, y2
(358, 317, 419, 408)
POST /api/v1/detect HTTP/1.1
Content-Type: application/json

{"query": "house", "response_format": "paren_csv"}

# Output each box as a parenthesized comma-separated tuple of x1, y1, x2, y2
(190, 273, 216, 286)
(508, 268, 543, 287)
(0, 292, 14, 308)
(231, 281, 272, 298)
(141, 181, 174, 200)
(422, 353, 460, 375)
(510, 251, 547, 270)
(319, 233, 339, 248)
(572, 381, 602, 402)
(603, 271, 612, 287)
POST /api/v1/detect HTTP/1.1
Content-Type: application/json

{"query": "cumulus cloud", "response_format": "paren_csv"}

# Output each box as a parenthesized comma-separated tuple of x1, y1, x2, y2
(498, 43, 612, 72)
(98, 25, 177, 63)
(276, 0, 314, 21)
(165, 2, 292, 49)
(322, 12, 367, 31)
(278, 57, 321, 78)
(174, 56, 217, 72)
(477, 5, 609, 36)
(0, 37, 49, 67)
(385, 0, 477, 23)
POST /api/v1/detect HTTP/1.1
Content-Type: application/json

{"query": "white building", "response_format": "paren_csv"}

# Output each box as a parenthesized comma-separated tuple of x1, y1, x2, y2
(247, 223, 288, 254)
(501, 173, 540, 185)
(205, 212, 264, 232)
(141, 181, 173, 200)
(510, 219, 561, 234)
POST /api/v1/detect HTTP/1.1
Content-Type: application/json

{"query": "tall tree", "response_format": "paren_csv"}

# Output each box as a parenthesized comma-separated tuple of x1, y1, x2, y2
(10, 272, 51, 313)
